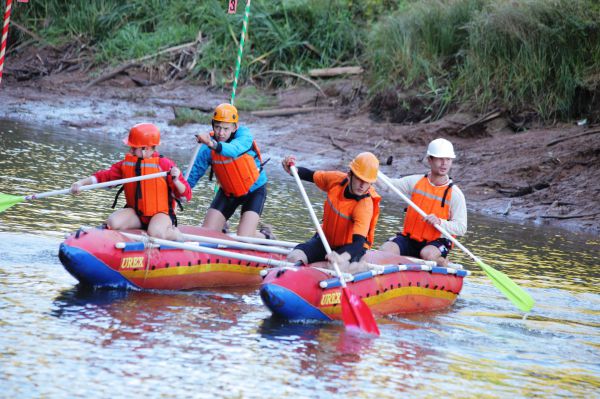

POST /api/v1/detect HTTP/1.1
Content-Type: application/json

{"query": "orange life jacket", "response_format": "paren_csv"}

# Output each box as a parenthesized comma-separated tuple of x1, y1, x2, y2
(211, 140, 263, 197)
(322, 177, 381, 249)
(121, 153, 173, 217)
(403, 175, 453, 242)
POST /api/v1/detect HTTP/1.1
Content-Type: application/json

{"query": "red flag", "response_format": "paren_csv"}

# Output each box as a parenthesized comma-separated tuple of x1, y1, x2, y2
(228, 0, 237, 14)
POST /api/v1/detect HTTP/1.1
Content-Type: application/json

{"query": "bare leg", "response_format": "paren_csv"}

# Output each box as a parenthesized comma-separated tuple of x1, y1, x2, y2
(106, 208, 143, 230)
(286, 249, 308, 265)
(147, 213, 181, 241)
(202, 208, 226, 232)
(379, 240, 401, 255)
(420, 245, 448, 267)
(237, 210, 261, 238)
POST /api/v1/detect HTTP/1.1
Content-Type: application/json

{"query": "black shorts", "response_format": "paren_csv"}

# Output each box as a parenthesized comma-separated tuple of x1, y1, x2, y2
(389, 233, 452, 258)
(209, 183, 267, 221)
(295, 234, 366, 264)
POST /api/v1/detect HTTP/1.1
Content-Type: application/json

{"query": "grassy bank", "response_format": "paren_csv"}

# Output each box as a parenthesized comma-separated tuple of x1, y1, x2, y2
(10, 0, 600, 122)
(366, 0, 600, 121)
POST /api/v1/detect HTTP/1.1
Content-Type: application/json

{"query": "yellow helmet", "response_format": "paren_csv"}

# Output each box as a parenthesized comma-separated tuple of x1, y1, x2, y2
(213, 103, 239, 123)
(349, 152, 379, 183)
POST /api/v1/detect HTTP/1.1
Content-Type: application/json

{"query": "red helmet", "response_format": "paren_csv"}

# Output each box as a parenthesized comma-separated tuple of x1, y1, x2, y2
(123, 123, 161, 147)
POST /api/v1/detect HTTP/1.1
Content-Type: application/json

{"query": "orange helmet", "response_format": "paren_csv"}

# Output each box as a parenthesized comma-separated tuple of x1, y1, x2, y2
(213, 103, 239, 123)
(123, 123, 161, 147)
(349, 152, 379, 183)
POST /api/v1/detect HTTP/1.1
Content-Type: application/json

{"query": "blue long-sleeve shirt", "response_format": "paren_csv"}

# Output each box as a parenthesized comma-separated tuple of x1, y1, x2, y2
(186, 125, 267, 192)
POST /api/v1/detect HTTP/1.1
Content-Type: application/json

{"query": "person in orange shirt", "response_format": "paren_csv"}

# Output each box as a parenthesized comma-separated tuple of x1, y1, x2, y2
(281, 152, 381, 270)
(70, 123, 192, 241)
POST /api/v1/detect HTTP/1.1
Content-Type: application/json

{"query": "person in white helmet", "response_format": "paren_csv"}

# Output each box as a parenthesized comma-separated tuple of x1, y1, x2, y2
(379, 138, 467, 266)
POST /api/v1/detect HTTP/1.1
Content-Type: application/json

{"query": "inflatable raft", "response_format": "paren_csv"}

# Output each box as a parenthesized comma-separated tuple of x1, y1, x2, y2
(259, 250, 469, 321)
(59, 225, 287, 290)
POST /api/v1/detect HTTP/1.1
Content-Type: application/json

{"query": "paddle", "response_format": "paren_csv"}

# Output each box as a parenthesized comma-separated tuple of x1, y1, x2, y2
(121, 232, 293, 268)
(377, 171, 535, 313)
(0, 172, 167, 213)
(289, 165, 380, 336)
(180, 232, 291, 255)
(228, 233, 299, 248)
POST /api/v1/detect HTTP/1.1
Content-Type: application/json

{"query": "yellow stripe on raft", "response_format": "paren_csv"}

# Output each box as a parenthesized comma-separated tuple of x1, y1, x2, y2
(321, 286, 457, 316)
(120, 262, 263, 279)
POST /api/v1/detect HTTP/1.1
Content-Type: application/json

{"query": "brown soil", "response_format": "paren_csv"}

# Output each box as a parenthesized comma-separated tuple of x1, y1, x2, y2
(1, 58, 599, 235)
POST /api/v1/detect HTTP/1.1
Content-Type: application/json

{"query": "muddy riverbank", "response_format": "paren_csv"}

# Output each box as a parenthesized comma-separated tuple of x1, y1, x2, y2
(1, 72, 599, 234)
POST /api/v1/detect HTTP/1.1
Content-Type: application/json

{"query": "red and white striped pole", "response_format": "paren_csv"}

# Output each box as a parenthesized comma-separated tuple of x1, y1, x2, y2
(0, 0, 14, 85)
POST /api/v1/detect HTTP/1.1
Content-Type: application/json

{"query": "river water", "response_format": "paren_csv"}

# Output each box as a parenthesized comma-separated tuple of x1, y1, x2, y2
(0, 119, 598, 398)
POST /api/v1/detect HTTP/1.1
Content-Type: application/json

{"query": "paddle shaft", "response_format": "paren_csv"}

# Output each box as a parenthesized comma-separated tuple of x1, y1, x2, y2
(121, 232, 294, 268)
(289, 165, 347, 287)
(184, 144, 201, 180)
(228, 233, 298, 248)
(24, 172, 168, 201)
(181, 232, 290, 255)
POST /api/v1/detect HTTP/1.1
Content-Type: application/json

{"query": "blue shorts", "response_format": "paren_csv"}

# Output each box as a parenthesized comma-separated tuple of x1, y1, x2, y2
(209, 183, 267, 221)
(295, 234, 366, 264)
(389, 233, 452, 258)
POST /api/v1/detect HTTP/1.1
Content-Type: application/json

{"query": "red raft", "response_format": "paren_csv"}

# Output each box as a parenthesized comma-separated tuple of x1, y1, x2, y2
(58, 225, 287, 290)
(259, 250, 469, 321)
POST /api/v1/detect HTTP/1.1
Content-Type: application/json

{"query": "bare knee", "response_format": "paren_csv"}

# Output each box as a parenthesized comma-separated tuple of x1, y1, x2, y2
(287, 249, 308, 265)
(147, 214, 180, 241)
(106, 209, 140, 230)
(420, 246, 448, 266)
(202, 209, 226, 232)
(380, 240, 400, 255)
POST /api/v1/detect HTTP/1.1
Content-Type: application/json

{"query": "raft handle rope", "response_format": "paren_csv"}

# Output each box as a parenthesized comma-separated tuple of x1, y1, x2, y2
(319, 264, 471, 289)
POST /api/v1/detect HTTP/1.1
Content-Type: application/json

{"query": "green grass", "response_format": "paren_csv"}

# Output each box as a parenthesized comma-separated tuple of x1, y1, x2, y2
(11, 0, 600, 122)
(234, 86, 277, 111)
(169, 108, 212, 127)
(365, 0, 600, 121)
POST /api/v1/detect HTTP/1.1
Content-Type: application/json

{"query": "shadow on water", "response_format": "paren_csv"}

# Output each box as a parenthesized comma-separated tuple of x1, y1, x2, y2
(51, 285, 133, 318)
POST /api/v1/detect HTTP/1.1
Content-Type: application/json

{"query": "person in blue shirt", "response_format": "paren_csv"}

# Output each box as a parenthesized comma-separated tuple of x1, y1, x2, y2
(187, 103, 273, 239)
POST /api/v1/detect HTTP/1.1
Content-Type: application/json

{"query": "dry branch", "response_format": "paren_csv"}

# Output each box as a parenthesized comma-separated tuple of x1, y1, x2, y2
(309, 66, 363, 78)
(254, 70, 326, 97)
(458, 109, 503, 134)
(152, 99, 213, 112)
(329, 134, 347, 152)
(546, 129, 600, 147)
(540, 212, 600, 220)
(11, 21, 59, 50)
(84, 40, 202, 90)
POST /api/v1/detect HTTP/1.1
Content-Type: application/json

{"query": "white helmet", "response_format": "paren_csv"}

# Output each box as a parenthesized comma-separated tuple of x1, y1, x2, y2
(425, 138, 456, 159)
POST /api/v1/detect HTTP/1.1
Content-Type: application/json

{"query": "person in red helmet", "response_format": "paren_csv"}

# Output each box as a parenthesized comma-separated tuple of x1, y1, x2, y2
(281, 152, 381, 271)
(70, 123, 192, 240)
